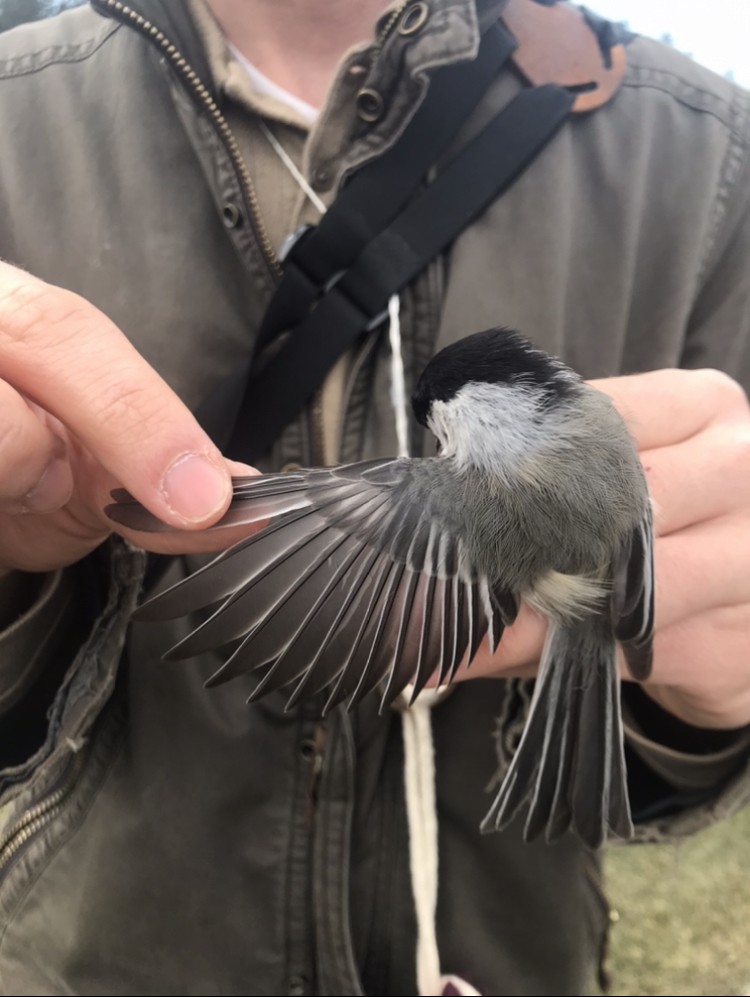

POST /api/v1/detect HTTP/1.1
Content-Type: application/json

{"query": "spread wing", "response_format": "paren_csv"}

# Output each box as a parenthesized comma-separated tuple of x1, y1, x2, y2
(106, 459, 517, 711)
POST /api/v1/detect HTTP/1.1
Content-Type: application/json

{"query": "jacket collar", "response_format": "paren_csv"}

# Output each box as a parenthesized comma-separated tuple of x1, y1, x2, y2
(90, 0, 509, 109)
(90, 0, 217, 102)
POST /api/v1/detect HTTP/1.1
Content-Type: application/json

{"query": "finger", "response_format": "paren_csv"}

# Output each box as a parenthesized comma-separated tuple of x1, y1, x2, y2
(0, 264, 231, 529)
(641, 423, 750, 535)
(643, 603, 750, 729)
(654, 515, 750, 631)
(0, 381, 73, 513)
(590, 368, 749, 450)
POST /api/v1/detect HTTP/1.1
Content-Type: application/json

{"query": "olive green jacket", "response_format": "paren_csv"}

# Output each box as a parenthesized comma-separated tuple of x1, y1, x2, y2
(0, 2, 749, 994)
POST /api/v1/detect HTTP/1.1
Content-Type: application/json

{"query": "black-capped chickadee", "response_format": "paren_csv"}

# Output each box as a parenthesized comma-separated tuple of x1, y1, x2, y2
(108, 327, 654, 848)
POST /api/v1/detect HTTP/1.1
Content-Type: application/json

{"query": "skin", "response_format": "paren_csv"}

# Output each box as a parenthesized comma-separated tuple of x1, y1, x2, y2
(1, 0, 749, 736)
(205, 0, 389, 110)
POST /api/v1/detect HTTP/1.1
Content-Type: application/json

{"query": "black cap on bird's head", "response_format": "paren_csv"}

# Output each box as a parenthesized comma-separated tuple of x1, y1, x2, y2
(411, 327, 579, 427)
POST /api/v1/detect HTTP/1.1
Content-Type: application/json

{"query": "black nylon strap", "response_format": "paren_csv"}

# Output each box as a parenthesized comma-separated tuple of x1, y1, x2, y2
(225, 82, 574, 463)
(256, 21, 517, 351)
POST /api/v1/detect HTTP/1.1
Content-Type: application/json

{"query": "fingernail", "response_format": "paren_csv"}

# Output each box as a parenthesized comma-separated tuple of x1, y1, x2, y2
(23, 456, 74, 514)
(160, 453, 231, 524)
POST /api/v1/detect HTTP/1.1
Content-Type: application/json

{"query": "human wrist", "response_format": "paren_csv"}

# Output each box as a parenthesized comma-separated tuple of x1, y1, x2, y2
(622, 683, 750, 799)
(638, 678, 750, 735)
(624, 683, 749, 752)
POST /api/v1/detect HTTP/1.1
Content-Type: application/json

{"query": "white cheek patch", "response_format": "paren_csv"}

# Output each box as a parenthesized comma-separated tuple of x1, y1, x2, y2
(427, 381, 555, 476)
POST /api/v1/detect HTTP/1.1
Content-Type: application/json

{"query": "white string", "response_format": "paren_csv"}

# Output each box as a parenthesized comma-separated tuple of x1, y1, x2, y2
(402, 696, 442, 995)
(392, 298, 479, 994)
(260, 114, 479, 995)
(387, 294, 410, 458)
(402, 691, 482, 997)
(391, 290, 449, 994)
(259, 119, 328, 215)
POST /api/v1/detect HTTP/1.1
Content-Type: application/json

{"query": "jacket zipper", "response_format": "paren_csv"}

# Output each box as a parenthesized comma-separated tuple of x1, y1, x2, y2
(95, 0, 407, 468)
(372, 1, 411, 56)
(0, 754, 83, 879)
(304, 723, 328, 825)
(95, 0, 340, 465)
(93, 0, 282, 283)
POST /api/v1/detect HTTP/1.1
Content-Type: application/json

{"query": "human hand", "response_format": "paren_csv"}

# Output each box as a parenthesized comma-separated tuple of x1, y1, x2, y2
(0, 262, 257, 575)
(605, 367, 750, 731)
(462, 367, 750, 733)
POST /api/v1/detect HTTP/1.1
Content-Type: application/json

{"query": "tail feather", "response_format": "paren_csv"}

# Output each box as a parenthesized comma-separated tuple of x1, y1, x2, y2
(482, 616, 633, 848)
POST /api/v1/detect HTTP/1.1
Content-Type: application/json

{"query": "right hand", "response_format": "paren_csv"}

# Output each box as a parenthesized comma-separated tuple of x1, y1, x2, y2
(0, 262, 256, 575)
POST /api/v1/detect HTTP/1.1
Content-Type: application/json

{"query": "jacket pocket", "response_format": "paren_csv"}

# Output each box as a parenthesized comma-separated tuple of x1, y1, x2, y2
(0, 690, 126, 924)
(0, 539, 146, 806)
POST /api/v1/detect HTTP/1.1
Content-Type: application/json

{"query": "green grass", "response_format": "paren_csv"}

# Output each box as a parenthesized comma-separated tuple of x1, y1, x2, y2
(601, 806, 750, 996)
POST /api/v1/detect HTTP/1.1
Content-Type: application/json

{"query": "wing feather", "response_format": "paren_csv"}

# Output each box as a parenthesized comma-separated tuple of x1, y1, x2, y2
(164, 521, 348, 660)
(443, 577, 469, 685)
(407, 574, 441, 702)
(380, 568, 422, 704)
(109, 457, 508, 709)
(320, 553, 400, 712)
(613, 511, 655, 680)
(275, 546, 382, 706)
(247, 546, 390, 705)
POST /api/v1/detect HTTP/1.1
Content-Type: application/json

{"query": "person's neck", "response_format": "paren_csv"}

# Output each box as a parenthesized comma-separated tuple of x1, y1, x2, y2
(205, 0, 389, 109)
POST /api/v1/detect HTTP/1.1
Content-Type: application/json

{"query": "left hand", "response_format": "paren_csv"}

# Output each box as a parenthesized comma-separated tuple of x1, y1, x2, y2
(464, 367, 750, 732)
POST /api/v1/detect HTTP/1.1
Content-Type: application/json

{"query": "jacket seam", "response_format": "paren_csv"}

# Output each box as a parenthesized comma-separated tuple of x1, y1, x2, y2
(696, 85, 750, 284)
(0, 22, 121, 80)
(622, 62, 750, 288)
(623, 65, 739, 133)
(314, 712, 365, 995)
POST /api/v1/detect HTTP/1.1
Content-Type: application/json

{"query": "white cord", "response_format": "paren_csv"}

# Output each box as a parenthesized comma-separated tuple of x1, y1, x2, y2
(387, 294, 410, 458)
(402, 692, 482, 997)
(260, 115, 478, 996)
(259, 119, 328, 215)
(402, 696, 442, 994)
(392, 294, 480, 995)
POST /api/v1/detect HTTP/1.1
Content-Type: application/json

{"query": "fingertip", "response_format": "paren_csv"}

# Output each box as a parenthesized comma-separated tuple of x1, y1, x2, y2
(158, 452, 233, 528)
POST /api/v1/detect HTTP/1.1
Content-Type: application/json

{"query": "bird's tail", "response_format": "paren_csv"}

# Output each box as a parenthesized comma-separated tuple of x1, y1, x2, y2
(481, 615, 633, 848)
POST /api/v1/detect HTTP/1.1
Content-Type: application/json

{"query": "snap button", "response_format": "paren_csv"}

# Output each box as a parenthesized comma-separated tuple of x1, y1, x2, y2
(299, 738, 317, 760)
(221, 201, 242, 228)
(311, 164, 333, 192)
(287, 975, 308, 996)
(356, 87, 385, 123)
(398, 1, 429, 35)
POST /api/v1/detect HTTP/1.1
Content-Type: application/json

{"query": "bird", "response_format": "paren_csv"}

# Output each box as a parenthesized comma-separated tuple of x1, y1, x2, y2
(107, 326, 654, 848)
